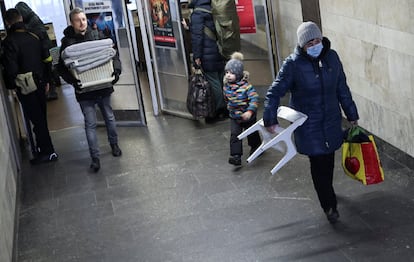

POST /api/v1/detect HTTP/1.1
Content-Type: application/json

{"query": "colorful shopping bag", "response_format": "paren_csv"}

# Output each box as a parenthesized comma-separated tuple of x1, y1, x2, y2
(341, 126, 384, 185)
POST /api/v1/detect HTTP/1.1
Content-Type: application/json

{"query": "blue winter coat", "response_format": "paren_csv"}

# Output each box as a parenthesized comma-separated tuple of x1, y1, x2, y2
(263, 38, 359, 156)
(189, 0, 225, 72)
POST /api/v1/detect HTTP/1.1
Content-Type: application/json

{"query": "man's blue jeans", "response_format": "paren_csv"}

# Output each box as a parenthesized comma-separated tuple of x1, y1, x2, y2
(79, 95, 118, 158)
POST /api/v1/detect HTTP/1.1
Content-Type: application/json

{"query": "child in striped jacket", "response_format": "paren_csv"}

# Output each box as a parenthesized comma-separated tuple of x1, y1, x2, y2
(223, 52, 262, 166)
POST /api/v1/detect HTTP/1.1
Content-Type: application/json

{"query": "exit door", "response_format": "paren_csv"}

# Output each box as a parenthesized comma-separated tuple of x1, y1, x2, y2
(136, 0, 277, 118)
(238, 0, 276, 96)
(140, 0, 192, 118)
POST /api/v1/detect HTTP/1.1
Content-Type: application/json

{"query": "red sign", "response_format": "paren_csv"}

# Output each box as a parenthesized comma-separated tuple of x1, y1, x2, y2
(236, 0, 256, 34)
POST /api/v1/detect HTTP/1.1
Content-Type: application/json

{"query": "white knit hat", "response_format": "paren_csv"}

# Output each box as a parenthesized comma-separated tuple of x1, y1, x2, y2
(297, 21, 322, 48)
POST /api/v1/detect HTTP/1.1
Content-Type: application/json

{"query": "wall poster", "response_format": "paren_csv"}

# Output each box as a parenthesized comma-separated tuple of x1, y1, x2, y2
(78, 1, 117, 44)
(150, 0, 177, 48)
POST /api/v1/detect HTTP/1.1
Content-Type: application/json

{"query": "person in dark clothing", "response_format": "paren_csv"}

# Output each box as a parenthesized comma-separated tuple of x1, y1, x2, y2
(188, 0, 227, 122)
(1, 8, 58, 165)
(263, 21, 359, 224)
(57, 7, 122, 173)
(15, 2, 47, 38)
(15, 1, 59, 100)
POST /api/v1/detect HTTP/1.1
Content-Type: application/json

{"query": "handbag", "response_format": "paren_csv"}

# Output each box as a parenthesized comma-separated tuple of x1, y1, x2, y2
(15, 72, 37, 95)
(186, 68, 216, 119)
(341, 126, 384, 185)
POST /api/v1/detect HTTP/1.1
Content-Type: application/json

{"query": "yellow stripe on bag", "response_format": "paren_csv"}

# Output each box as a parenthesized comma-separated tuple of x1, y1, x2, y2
(342, 135, 384, 185)
(342, 141, 365, 184)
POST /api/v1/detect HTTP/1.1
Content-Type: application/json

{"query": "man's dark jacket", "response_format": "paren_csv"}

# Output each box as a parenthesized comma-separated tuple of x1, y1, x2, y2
(1, 21, 51, 94)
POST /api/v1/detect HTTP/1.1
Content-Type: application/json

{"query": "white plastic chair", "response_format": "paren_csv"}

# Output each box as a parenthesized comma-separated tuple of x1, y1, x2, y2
(238, 106, 308, 175)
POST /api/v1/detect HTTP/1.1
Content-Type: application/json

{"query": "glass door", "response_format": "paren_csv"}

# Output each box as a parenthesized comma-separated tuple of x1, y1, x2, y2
(238, 0, 275, 97)
(133, 0, 276, 118)
(140, 0, 192, 118)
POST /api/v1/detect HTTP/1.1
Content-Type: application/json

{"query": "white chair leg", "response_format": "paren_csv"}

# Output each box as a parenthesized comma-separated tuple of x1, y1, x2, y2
(270, 139, 297, 175)
(262, 128, 290, 152)
(237, 107, 308, 174)
(237, 119, 263, 140)
(246, 146, 265, 163)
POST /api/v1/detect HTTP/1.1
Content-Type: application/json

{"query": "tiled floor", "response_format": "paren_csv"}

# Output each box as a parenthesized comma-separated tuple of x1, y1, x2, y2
(16, 84, 414, 261)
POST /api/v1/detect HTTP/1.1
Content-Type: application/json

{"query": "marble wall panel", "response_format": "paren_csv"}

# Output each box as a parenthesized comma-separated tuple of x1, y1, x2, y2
(0, 92, 18, 262)
(319, 0, 414, 157)
(352, 0, 378, 24)
(362, 42, 390, 93)
(377, 0, 412, 32)
(277, 0, 303, 58)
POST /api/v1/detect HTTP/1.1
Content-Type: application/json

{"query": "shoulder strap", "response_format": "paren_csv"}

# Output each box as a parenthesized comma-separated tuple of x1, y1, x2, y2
(15, 28, 52, 63)
(194, 7, 211, 14)
(15, 28, 40, 40)
(192, 8, 217, 40)
(203, 26, 216, 41)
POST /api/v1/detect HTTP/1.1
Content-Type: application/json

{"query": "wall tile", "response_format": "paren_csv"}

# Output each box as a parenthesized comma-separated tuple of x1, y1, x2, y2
(317, 0, 414, 157)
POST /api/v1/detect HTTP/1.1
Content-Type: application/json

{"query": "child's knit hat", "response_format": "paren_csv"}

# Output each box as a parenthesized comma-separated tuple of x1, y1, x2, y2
(225, 52, 244, 81)
(297, 21, 322, 48)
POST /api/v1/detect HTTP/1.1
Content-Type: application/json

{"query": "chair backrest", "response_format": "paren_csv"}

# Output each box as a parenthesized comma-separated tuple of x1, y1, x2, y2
(277, 106, 308, 125)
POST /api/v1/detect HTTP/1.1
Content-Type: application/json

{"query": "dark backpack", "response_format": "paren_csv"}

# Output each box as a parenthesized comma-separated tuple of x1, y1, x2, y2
(186, 69, 216, 119)
(195, 0, 241, 60)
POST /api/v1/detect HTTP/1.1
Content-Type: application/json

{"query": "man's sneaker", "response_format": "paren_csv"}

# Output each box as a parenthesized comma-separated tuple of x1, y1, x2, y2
(111, 143, 122, 157)
(228, 155, 242, 166)
(30, 152, 58, 165)
(325, 208, 340, 224)
(90, 157, 100, 172)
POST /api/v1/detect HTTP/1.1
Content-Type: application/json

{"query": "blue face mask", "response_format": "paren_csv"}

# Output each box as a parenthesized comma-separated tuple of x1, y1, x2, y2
(306, 42, 323, 58)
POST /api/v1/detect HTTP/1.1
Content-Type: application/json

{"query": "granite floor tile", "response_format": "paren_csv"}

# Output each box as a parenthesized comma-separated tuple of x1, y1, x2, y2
(16, 111, 414, 261)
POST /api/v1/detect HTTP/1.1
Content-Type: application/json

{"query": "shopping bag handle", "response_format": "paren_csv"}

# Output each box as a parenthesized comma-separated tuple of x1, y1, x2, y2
(345, 126, 371, 143)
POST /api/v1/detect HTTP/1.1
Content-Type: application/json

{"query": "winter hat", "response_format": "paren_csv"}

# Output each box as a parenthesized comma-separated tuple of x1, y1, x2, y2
(296, 21, 322, 48)
(225, 52, 244, 81)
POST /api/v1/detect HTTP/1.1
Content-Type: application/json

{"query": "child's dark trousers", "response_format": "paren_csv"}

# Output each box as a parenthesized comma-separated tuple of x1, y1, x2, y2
(230, 116, 261, 156)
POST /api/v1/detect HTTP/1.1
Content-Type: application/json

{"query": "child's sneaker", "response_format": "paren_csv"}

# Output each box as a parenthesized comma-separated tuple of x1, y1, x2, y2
(228, 155, 242, 166)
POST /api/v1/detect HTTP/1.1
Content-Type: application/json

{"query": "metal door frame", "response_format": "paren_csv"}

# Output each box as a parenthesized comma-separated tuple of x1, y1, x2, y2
(141, 0, 192, 119)
(133, 0, 160, 116)
(266, 0, 282, 72)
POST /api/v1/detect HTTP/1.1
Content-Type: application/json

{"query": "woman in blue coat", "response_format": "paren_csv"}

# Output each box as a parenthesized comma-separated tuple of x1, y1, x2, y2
(188, 0, 227, 122)
(263, 22, 359, 224)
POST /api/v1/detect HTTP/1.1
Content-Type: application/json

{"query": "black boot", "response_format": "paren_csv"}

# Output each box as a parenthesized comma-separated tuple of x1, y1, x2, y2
(90, 157, 100, 172)
(228, 155, 242, 166)
(325, 208, 339, 224)
(111, 143, 122, 157)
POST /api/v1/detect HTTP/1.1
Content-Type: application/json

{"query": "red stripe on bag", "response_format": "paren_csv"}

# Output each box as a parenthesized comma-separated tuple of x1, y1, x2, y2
(361, 142, 383, 184)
